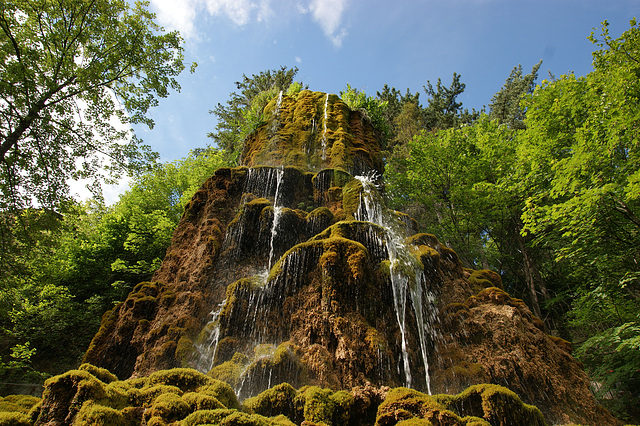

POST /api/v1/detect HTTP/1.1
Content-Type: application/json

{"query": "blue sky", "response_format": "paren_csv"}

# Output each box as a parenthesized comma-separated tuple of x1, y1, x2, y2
(137, 0, 638, 163)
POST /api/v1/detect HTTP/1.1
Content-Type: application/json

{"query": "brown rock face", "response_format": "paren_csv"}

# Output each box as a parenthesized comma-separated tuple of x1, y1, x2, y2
(84, 91, 617, 425)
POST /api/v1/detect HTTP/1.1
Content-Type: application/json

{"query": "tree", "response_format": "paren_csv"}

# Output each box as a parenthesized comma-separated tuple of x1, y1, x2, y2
(519, 19, 640, 323)
(422, 73, 478, 131)
(209, 66, 302, 163)
(513, 20, 640, 420)
(375, 84, 421, 151)
(0, 146, 228, 378)
(0, 0, 187, 210)
(488, 61, 541, 129)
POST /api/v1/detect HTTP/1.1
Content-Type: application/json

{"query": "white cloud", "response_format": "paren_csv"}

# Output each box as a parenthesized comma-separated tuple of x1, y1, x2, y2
(150, 0, 261, 38)
(203, 0, 257, 26)
(295, 56, 302, 63)
(308, 0, 348, 47)
(151, 0, 349, 45)
(151, 0, 199, 39)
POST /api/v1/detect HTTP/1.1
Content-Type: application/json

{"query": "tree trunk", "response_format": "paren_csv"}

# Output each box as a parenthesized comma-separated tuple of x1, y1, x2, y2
(514, 222, 546, 321)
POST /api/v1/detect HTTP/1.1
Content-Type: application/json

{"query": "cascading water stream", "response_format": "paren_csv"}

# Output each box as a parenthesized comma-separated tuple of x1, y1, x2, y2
(321, 93, 329, 160)
(270, 90, 283, 134)
(194, 299, 227, 373)
(355, 174, 434, 394)
(267, 167, 285, 272)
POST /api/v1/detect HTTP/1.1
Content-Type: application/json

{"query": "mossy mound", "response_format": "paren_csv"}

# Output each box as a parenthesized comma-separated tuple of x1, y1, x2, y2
(464, 269, 503, 293)
(376, 384, 547, 426)
(241, 91, 384, 176)
(4, 363, 616, 426)
(32, 365, 242, 425)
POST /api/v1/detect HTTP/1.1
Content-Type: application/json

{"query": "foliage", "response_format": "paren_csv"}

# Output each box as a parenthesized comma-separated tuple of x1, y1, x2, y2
(208, 66, 303, 164)
(422, 73, 478, 130)
(488, 62, 541, 129)
(340, 83, 391, 144)
(575, 321, 640, 422)
(0, 147, 228, 381)
(387, 19, 640, 419)
(0, 341, 49, 388)
(0, 0, 187, 210)
(517, 19, 640, 337)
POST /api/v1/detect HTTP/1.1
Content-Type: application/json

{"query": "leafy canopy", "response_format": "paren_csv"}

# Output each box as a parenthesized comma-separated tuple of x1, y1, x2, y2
(0, 0, 187, 209)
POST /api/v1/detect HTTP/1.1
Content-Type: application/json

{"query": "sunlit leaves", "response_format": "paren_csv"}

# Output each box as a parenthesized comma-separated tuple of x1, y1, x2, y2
(0, 0, 186, 210)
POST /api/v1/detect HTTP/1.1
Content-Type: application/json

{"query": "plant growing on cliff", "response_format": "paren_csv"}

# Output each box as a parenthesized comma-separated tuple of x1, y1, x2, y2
(0, 0, 189, 211)
(340, 84, 391, 144)
(208, 66, 303, 164)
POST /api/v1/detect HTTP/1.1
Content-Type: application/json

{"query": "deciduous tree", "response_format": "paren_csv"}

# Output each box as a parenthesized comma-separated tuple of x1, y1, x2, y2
(0, 0, 187, 210)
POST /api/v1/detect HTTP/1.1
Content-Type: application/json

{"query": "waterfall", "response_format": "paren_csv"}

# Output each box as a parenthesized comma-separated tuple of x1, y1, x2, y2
(270, 90, 283, 134)
(321, 93, 329, 160)
(194, 299, 227, 373)
(355, 174, 434, 394)
(266, 167, 285, 272)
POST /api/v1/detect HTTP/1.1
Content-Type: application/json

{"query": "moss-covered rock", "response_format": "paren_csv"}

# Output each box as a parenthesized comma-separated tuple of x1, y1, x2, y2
(0, 395, 40, 415)
(434, 384, 547, 426)
(0, 411, 31, 426)
(244, 382, 303, 423)
(465, 270, 503, 293)
(375, 387, 489, 426)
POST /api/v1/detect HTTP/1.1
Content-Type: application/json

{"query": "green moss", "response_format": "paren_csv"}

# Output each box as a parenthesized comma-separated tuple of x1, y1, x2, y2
(0, 411, 31, 426)
(396, 419, 434, 426)
(127, 384, 183, 407)
(79, 363, 118, 384)
(329, 390, 354, 426)
(42, 369, 107, 411)
(207, 352, 249, 389)
(244, 382, 301, 422)
(147, 368, 214, 392)
(307, 207, 334, 223)
(406, 233, 441, 248)
(0, 395, 40, 414)
(144, 392, 190, 423)
(270, 413, 297, 426)
(376, 387, 492, 426)
(291, 386, 355, 426)
(412, 244, 441, 267)
(341, 179, 363, 219)
(76, 401, 127, 426)
(176, 336, 196, 365)
(300, 386, 334, 425)
(182, 392, 225, 411)
(223, 278, 264, 316)
(467, 269, 503, 293)
(196, 380, 240, 410)
(434, 384, 548, 426)
(181, 408, 238, 426)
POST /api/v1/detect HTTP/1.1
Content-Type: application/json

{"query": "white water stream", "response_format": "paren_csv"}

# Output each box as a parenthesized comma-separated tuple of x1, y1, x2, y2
(321, 93, 329, 160)
(355, 174, 434, 394)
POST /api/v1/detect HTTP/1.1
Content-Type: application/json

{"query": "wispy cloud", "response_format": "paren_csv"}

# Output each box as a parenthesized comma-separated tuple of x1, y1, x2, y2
(203, 0, 257, 26)
(150, 0, 349, 46)
(308, 0, 348, 47)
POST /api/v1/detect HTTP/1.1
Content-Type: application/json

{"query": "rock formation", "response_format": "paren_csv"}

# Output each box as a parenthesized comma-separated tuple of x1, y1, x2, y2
(80, 90, 617, 425)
